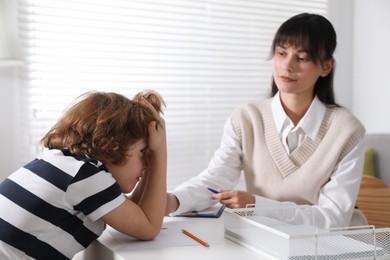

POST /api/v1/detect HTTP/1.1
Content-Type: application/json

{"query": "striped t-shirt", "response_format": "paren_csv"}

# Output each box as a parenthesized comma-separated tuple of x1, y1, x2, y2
(0, 148, 126, 260)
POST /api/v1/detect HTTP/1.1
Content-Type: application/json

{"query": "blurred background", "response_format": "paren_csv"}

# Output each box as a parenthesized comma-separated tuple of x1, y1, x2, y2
(0, 0, 389, 190)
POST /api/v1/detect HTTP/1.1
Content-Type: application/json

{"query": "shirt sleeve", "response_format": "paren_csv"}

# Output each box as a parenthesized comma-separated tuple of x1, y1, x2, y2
(255, 138, 366, 228)
(172, 116, 243, 214)
(66, 167, 126, 222)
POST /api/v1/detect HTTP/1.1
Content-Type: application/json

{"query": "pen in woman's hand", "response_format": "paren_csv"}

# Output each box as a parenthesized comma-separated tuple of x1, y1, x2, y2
(207, 187, 219, 194)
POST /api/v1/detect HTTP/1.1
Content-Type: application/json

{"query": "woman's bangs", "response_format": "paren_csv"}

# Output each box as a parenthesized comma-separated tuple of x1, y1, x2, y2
(273, 25, 322, 63)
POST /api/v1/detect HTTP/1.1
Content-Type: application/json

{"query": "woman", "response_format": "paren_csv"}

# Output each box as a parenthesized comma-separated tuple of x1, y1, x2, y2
(166, 13, 366, 228)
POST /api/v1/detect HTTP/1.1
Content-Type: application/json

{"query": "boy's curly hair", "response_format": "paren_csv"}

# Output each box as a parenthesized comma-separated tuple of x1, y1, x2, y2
(41, 90, 165, 165)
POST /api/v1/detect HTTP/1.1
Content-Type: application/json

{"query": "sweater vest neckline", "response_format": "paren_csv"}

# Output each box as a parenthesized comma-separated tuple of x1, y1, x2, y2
(262, 99, 334, 178)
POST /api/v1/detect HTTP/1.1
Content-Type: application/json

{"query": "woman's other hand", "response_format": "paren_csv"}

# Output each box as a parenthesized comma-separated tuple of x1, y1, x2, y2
(211, 189, 255, 208)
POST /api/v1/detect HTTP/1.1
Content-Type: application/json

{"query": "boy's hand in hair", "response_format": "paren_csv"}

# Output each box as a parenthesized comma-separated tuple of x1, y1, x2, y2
(138, 96, 166, 153)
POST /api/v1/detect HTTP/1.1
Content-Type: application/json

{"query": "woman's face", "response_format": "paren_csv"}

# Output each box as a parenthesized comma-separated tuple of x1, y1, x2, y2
(273, 44, 333, 99)
(105, 139, 148, 193)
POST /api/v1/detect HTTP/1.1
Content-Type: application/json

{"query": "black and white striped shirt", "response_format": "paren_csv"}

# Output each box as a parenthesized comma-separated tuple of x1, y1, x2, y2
(0, 148, 125, 259)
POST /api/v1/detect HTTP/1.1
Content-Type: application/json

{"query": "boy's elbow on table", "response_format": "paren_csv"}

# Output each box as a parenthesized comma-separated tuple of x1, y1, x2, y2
(129, 224, 162, 241)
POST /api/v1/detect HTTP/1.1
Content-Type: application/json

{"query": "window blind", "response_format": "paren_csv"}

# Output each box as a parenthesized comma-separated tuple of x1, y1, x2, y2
(17, 0, 328, 190)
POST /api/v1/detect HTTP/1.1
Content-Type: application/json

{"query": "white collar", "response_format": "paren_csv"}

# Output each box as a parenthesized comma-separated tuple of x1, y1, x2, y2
(271, 92, 326, 140)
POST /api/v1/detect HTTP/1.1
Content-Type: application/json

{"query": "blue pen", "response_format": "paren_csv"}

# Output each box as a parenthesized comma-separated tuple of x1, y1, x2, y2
(207, 187, 219, 194)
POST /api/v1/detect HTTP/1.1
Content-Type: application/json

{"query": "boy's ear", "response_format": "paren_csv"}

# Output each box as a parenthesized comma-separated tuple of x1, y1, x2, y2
(321, 58, 334, 77)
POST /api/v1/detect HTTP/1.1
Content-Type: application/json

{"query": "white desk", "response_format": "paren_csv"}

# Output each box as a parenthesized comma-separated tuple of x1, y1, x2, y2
(74, 214, 270, 260)
(73, 214, 389, 260)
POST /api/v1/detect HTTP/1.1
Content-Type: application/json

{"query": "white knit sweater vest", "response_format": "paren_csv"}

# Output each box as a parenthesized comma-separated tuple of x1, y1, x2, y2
(231, 98, 365, 205)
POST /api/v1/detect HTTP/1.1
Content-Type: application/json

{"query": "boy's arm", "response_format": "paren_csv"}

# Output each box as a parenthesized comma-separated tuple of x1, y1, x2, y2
(128, 167, 150, 204)
(101, 97, 167, 240)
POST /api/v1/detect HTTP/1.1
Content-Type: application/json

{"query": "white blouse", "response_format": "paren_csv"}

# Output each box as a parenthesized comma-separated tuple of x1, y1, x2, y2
(172, 93, 365, 228)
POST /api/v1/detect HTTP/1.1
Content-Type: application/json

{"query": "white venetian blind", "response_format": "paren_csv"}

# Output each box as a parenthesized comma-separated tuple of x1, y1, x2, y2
(17, 0, 328, 190)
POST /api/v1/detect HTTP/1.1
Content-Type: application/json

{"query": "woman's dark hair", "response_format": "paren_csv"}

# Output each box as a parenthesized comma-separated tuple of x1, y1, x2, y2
(270, 13, 339, 106)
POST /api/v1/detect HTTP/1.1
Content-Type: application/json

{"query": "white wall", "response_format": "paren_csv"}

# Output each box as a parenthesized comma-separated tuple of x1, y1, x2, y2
(328, 0, 354, 109)
(0, 0, 21, 180)
(353, 0, 390, 134)
(0, 66, 19, 178)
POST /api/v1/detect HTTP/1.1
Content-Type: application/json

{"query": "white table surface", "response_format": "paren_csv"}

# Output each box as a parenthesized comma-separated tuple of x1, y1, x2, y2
(73, 213, 271, 260)
(73, 213, 389, 260)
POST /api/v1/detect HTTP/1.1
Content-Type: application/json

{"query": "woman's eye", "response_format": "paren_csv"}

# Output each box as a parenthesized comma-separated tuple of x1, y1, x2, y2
(298, 53, 311, 61)
(298, 56, 311, 62)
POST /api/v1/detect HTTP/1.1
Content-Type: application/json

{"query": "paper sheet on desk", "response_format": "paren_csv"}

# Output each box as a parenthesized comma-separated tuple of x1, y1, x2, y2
(106, 221, 222, 250)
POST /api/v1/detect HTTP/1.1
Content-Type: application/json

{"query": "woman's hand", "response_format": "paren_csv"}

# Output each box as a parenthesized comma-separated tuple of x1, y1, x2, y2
(211, 189, 255, 208)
